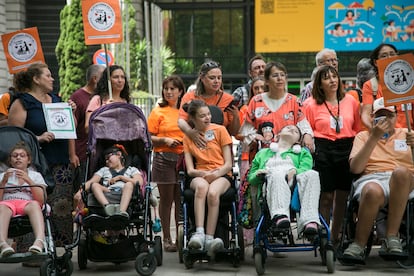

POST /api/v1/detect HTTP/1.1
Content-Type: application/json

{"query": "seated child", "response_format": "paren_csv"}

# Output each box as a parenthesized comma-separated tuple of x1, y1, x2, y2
(248, 125, 320, 236)
(0, 141, 47, 257)
(85, 144, 144, 219)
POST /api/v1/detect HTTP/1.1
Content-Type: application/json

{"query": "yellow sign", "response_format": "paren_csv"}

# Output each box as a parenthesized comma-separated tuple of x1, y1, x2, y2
(378, 53, 414, 106)
(255, 0, 324, 53)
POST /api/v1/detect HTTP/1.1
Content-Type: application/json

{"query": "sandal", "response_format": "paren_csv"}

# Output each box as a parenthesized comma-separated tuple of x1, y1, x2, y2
(29, 239, 44, 254)
(163, 238, 177, 252)
(0, 241, 15, 258)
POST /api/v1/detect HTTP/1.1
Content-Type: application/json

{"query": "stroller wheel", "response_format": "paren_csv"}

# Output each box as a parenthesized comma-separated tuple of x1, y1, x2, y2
(78, 238, 88, 269)
(40, 258, 74, 276)
(177, 224, 184, 263)
(135, 252, 157, 276)
(154, 236, 163, 266)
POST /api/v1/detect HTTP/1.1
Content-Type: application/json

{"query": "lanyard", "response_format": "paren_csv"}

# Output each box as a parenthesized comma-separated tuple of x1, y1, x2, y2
(323, 100, 340, 133)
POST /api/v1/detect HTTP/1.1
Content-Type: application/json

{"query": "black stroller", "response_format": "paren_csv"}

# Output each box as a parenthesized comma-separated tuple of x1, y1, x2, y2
(0, 126, 74, 275)
(73, 103, 161, 276)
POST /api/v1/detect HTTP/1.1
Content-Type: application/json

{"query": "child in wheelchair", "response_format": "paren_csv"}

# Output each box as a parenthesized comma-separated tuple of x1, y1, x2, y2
(342, 98, 414, 265)
(84, 144, 144, 219)
(248, 124, 321, 237)
(183, 99, 234, 257)
(0, 141, 47, 257)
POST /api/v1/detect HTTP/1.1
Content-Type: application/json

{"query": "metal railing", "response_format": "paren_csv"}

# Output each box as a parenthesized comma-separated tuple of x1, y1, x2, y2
(131, 97, 160, 118)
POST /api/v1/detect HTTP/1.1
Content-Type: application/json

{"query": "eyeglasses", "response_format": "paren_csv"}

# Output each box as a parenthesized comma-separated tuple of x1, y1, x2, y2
(11, 153, 28, 158)
(320, 58, 339, 65)
(105, 152, 117, 160)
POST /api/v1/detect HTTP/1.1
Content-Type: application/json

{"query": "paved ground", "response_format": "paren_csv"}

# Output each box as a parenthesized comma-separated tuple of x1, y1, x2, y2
(0, 244, 413, 275)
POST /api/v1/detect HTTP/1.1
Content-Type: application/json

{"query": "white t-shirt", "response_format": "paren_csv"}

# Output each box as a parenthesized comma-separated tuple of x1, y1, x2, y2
(95, 166, 141, 190)
(0, 170, 47, 201)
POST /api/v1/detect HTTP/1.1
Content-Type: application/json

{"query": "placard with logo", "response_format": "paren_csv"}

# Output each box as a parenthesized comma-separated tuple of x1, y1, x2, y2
(42, 103, 77, 139)
(378, 53, 414, 106)
(81, 0, 123, 45)
(1, 27, 45, 74)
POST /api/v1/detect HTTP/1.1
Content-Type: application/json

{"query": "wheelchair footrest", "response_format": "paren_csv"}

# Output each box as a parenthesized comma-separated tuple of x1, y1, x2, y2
(0, 252, 48, 263)
(83, 214, 129, 231)
(379, 250, 409, 261)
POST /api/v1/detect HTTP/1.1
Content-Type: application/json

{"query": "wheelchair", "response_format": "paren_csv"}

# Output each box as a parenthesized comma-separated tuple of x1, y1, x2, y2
(336, 180, 414, 268)
(176, 169, 244, 269)
(253, 173, 335, 275)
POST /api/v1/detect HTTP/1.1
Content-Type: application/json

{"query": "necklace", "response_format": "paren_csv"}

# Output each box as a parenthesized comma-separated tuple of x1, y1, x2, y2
(323, 99, 341, 133)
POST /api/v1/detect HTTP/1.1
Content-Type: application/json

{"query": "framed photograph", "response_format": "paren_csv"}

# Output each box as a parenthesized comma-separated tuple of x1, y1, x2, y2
(42, 102, 77, 139)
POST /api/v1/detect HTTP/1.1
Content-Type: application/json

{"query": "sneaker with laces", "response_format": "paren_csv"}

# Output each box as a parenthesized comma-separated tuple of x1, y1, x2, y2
(188, 232, 205, 250)
(379, 236, 408, 260)
(205, 238, 224, 257)
(342, 242, 366, 265)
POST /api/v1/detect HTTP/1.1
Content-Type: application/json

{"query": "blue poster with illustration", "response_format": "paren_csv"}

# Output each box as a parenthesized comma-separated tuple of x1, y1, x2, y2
(325, 1, 414, 51)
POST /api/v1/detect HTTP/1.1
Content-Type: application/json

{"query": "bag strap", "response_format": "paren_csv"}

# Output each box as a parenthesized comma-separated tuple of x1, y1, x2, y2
(215, 91, 224, 106)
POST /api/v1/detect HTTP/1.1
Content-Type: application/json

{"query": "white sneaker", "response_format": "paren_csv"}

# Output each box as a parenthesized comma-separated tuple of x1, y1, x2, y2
(188, 232, 205, 250)
(205, 237, 224, 257)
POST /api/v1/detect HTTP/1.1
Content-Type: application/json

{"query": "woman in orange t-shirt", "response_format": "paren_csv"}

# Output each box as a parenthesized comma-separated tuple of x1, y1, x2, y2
(147, 75, 185, 252)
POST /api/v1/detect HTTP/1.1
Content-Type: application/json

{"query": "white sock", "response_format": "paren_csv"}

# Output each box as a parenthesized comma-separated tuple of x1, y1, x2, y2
(196, 227, 205, 234)
(205, 234, 213, 241)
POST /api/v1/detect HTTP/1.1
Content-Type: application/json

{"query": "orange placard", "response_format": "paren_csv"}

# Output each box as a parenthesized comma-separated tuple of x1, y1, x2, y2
(1, 27, 45, 74)
(82, 0, 123, 45)
(378, 53, 414, 106)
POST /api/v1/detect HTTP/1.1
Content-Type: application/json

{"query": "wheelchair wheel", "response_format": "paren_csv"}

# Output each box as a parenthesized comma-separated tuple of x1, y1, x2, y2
(177, 224, 184, 263)
(78, 238, 88, 269)
(254, 251, 265, 275)
(183, 253, 194, 269)
(135, 252, 157, 276)
(325, 249, 335, 273)
(40, 258, 54, 276)
(154, 236, 163, 266)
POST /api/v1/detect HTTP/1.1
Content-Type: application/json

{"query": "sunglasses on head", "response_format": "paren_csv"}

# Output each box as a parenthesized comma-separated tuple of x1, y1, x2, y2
(202, 61, 221, 70)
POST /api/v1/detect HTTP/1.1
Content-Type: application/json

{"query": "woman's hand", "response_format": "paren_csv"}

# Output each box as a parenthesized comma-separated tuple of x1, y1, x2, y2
(203, 170, 220, 183)
(68, 99, 77, 112)
(302, 133, 314, 152)
(164, 137, 182, 148)
(189, 128, 207, 149)
(38, 132, 55, 143)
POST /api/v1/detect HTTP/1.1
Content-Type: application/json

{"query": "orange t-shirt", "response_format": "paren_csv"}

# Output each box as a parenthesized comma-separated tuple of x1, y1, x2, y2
(147, 105, 184, 154)
(350, 128, 414, 175)
(304, 94, 361, 140)
(245, 92, 306, 133)
(362, 79, 414, 128)
(178, 90, 234, 128)
(0, 93, 11, 116)
(183, 123, 232, 172)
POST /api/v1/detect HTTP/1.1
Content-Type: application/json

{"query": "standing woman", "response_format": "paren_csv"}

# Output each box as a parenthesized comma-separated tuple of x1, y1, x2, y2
(147, 75, 185, 252)
(85, 65, 130, 133)
(8, 63, 75, 249)
(183, 100, 233, 257)
(178, 61, 240, 148)
(360, 43, 413, 129)
(303, 65, 361, 246)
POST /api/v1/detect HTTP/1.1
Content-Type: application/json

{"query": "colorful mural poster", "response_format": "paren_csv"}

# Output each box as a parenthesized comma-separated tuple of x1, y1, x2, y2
(325, 0, 414, 51)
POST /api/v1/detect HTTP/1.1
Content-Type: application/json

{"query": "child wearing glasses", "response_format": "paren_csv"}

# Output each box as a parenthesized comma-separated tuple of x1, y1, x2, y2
(84, 144, 144, 218)
(0, 141, 47, 257)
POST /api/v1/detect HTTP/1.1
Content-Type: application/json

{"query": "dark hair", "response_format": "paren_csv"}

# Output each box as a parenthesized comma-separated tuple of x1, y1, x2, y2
(264, 61, 287, 81)
(94, 65, 130, 103)
(249, 76, 266, 100)
(311, 65, 345, 104)
(104, 144, 128, 165)
(8, 141, 32, 166)
(248, 55, 265, 71)
(158, 75, 186, 108)
(182, 99, 208, 121)
(258, 121, 274, 135)
(14, 63, 49, 91)
(194, 61, 222, 96)
(369, 43, 398, 71)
